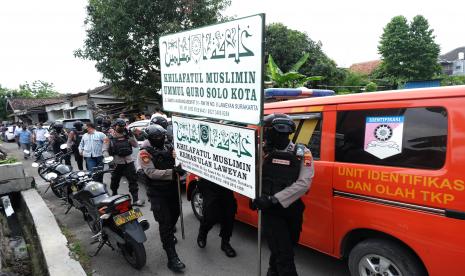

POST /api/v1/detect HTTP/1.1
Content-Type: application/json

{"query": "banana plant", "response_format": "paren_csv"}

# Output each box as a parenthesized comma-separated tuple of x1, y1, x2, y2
(267, 53, 323, 88)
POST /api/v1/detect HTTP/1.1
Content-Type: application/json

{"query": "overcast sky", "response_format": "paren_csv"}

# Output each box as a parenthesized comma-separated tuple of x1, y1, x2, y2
(0, 0, 464, 93)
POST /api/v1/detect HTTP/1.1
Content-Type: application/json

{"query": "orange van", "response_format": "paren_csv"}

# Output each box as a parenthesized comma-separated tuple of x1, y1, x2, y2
(186, 85, 465, 276)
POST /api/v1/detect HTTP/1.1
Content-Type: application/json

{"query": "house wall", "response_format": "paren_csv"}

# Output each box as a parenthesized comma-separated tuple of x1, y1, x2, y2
(452, 60, 465, 75)
(47, 110, 64, 122)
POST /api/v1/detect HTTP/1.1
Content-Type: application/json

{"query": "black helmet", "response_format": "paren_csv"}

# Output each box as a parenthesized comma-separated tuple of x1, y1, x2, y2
(52, 123, 63, 132)
(73, 121, 83, 128)
(144, 125, 166, 148)
(150, 116, 169, 129)
(263, 113, 296, 134)
(113, 118, 126, 127)
(263, 113, 295, 151)
(102, 119, 112, 128)
(95, 116, 103, 125)
(73, 121, 83, 131)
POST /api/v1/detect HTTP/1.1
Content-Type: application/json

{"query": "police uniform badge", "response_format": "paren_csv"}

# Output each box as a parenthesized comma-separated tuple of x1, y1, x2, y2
(304, 152, 312, 167)
(140, 151, 151, 164)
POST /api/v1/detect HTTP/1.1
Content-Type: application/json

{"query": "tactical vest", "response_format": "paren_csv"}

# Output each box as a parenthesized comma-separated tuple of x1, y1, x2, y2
(142, 145, 176, 197)
(262, 147, 301, 196)
(52, 131, 68, 153)
(109, 135, 133, 157)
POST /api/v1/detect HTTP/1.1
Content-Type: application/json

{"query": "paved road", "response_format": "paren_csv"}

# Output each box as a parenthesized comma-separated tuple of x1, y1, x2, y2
(4, 142, 349, 276)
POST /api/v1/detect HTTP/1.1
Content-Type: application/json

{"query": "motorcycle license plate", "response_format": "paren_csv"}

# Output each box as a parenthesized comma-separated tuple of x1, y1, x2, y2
(113, 208, 143, 226)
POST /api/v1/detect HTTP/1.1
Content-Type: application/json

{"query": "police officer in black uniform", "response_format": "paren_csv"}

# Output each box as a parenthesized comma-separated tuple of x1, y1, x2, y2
(196, 178, 237, 257)
(103, 118, 143, 205)
(252, 113, 314, 276)
(50, 123, 71, 166)
(137, 125, 185, 272)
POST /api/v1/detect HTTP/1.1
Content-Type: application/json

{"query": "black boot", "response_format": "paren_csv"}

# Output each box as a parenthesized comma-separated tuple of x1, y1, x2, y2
(165, 247, 185, 272)
(197, 230, 207, 248)
(131, 193, 145, 206)
(221, 239, 237, 258)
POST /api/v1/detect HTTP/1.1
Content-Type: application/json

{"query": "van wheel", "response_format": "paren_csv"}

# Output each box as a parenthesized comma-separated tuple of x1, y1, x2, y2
(191, 187, 204, 221)
(348, 239, 426, 276)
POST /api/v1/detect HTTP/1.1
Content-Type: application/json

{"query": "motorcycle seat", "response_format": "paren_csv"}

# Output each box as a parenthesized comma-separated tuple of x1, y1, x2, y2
(96, 195, 129, 208)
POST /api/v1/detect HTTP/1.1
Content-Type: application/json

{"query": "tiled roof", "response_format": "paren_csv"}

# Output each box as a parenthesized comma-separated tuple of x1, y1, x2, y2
(349, 60, 381, 75)
(440, 47, 465, 62)
(7, 98, 64, 111)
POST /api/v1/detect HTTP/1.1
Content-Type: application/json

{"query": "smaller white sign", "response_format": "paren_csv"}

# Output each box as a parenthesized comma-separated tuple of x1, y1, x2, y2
(173, 116, 256, 199)
(364, 116, 404, 159)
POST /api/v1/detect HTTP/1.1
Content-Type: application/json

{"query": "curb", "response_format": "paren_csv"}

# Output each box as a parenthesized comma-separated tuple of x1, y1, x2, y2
(21, 189, 87, 276)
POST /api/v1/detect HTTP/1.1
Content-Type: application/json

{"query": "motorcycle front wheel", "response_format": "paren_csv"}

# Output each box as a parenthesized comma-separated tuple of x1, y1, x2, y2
(120, 239, 146, 270)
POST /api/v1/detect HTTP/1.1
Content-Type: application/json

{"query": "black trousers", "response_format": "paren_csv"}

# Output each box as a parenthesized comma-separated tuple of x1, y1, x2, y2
(110, 162, 138, 198)
(73, 150, 84, 170)
(150, 192, 180, 250)
(263, 199, 304, 276)
(198, 181, 237, 240)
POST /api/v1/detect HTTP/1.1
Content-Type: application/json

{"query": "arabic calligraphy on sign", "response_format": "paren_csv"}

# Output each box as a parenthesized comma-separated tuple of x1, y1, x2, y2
(163, 24, 255, 67)
(174, 120, 253, 158)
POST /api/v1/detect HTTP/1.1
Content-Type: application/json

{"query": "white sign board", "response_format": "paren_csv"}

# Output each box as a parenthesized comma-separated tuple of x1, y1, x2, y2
(173, 116, 256, 199)
(160, 14, 264, 125)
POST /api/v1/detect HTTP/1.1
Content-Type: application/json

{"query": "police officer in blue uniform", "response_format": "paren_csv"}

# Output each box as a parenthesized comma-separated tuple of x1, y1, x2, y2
(252, 113, 314, 276)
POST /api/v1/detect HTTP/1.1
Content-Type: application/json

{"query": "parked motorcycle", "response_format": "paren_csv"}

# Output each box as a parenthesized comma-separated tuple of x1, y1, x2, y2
(50, 156, 150, 269)
(30, 144, 73, 198)
(32, 140, 54, 161)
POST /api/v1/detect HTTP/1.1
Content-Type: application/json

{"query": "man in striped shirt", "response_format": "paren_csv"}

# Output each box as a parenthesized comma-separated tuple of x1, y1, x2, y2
(79, 122, 107, 181)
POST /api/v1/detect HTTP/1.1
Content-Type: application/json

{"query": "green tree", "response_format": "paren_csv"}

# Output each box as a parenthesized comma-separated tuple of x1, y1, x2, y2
(0, 81, 60, 120)
(18, 81, 60, 98)
(266, 23, 345, 86)
(378, 15, 440, 83)
(341, 71, 369, 93)
(75, 0, 231, 106)
(365, 82, 378, 92)
(267, 53, 322, 88)
(440, 75, 465, 86)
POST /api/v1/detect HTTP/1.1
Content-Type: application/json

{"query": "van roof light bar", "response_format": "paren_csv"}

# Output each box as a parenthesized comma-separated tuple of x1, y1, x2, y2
(265, 88, 335, 101)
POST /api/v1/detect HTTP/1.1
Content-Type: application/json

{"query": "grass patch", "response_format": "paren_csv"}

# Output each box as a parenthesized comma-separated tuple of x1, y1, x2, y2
(59, 223, 93, 275)
(0, 157, 18, 164)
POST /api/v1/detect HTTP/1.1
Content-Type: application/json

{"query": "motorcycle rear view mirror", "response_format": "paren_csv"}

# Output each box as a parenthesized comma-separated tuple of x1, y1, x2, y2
(31, 162, 39, 168)
(60, 144, 68, 150)
(103, 156, 114, 164)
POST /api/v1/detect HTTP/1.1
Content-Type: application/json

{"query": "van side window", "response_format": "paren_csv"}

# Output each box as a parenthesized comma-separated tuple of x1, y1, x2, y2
(335, 107, 447, 169)
(290, 113, 322, 159)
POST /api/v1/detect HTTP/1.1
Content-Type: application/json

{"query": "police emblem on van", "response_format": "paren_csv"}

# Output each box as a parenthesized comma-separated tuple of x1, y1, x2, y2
(364, 116, 404, 159)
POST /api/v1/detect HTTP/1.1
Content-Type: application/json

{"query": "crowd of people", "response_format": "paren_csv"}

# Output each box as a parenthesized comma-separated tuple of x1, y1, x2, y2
(4, 107, 314, 276)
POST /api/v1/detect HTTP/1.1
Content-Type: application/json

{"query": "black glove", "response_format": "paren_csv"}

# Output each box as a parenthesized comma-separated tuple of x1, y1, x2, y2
(173, 164, 185, 176)
(251, 195, 279, 210)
